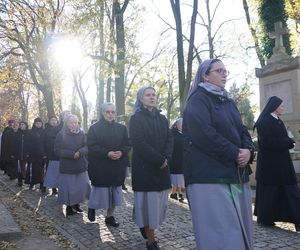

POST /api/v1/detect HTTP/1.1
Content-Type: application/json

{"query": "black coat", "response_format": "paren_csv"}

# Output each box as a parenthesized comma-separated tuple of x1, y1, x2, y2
(0, 129, 17, 174)
(169, 129, 183, 174)
(12, 129, 28, 160)
(183, 87, 254, 185)
(25, 128, 46, 162)
(87, 119, 131, 187)
(44, 125, 60, 161)
(0, 128, 15, 165)
(256, 114, 297, 185)
(129, 107, 173, 192)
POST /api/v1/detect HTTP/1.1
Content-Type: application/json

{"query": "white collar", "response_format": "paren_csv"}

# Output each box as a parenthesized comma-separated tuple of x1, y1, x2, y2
(270, 112, 278, 119)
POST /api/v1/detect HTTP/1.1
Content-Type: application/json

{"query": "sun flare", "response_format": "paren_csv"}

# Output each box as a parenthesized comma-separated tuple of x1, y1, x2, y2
(52, 38, 83, 70)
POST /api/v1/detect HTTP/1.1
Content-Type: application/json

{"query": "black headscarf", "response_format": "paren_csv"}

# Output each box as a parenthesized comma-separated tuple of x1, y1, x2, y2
(19, 121, 28, 131)
(32, 117, 44, 131)
(253, 96, 283, 130)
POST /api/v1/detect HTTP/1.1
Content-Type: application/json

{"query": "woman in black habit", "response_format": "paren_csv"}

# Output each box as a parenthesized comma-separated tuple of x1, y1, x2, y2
(4, 121, 19, 180)
(25, 118, 47, 191)
(11, 121, 28, 186)
(254, 96, 300, 231)
(169, 118, 185, 202)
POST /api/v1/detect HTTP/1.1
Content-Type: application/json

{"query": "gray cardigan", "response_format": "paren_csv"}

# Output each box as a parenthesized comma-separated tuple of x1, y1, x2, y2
(54, 129, 88, 174)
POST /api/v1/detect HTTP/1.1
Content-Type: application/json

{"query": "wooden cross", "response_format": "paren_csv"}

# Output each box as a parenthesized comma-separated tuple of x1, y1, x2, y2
(269, 21, 288, 49)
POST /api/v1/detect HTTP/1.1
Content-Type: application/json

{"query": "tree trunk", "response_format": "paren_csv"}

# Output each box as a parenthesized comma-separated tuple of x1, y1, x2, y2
(113, 0, 129, 116)
(97, 0, 105, 117)
(107, 6, 115, 103)
(170, 0, 186, 113)
(183, 0, 198, 107)
(73, 71, 88, 132)
(206, 0, 214, 59)
(243, 0, 266, 67)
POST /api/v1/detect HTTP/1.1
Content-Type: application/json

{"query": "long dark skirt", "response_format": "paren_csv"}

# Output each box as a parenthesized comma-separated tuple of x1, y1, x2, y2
(25, 160, 45, 185)
(17, 160, 27, 180)
(5, 159, 18, 179)
(254, 182, 300, 224)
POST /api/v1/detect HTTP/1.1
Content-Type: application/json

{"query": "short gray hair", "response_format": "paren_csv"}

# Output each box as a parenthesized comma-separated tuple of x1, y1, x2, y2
(101, 102, 115, 113)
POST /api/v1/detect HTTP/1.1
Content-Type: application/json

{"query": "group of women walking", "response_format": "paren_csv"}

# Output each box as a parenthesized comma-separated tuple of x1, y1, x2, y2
(1, 58, 300, 250)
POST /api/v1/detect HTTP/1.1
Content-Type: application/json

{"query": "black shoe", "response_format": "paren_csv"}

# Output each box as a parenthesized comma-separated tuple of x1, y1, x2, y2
(122, 184, 128, 191)
(88, 208, 95, 222)
(72, 204, 83, 213)
(17, 179, 23, 187)
(146, 241, 161, 250)
(29, 184, 34, 190)
(139, 227, 147, 239)
(261, 222, 275, 227)
(52, 188, 58, 195)
(295, 224, 300, 232)
(105, 216, 119, 227)
(66, 206, 74, 216)
(40, 183, 46, 193)
(178, 193, 184, 202)
(170, 193, 178, 200)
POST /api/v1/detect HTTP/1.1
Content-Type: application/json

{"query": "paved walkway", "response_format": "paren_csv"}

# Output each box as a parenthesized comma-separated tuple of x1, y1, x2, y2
(0, 174, 299, 249)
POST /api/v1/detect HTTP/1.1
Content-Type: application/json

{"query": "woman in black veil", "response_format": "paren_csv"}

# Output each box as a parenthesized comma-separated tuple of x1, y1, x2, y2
(254, 96, 300, 231)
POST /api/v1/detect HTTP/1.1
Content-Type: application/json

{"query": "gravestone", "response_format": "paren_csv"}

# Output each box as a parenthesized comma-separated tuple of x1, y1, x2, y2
(256, 21, 300, 182)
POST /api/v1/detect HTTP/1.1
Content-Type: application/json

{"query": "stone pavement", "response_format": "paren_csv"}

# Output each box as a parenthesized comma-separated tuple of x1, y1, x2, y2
(0, 174, 299, 250)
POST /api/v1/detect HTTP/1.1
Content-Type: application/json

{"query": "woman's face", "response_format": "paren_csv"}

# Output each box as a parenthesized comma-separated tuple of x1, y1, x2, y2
(67, 117, 79, 131)
(35, 122, 43, 129)
(141, 88, 156, 109)
(20, 123, 27, 130)
(275, 103, 284, 116)
(204, 61, 228, 88)
(49, 117, 58, 127)
(12, 122, 19, 132)
(102, 105, 116, 122)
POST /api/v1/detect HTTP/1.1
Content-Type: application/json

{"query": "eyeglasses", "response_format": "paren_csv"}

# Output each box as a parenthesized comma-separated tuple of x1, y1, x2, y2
(209, 68, 230, 75)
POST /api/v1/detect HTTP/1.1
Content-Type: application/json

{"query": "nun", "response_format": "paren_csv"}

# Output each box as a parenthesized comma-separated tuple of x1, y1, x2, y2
(5, 120, 19, 180)
(0, 119, 15, 174)
(44, 116, 60, 195)
(11, 121, 28, 186)
(54, 114, 90, 216)
(169, 118, 185, 202)
(183, 59, 255, 250)
(129, 86, 173, 250)
(25, 118, 46, 191)
(254, 96, 300, 231)
(87, 102, 131, 226)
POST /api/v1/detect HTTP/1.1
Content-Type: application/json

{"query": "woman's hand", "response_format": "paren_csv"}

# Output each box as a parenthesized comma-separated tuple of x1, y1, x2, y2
(74, 151, 80, 160)
(160, 159, 168, 169)
(107, 151, 122, 160)
(236, 149, 250, 168)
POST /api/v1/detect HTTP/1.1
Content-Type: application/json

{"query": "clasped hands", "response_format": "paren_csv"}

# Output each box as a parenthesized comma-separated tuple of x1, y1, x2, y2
(74, 151, 80, 160)
(160, 159, 168, 169)
(107, 151, 122, 160)
(236, 148, 251, 168)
